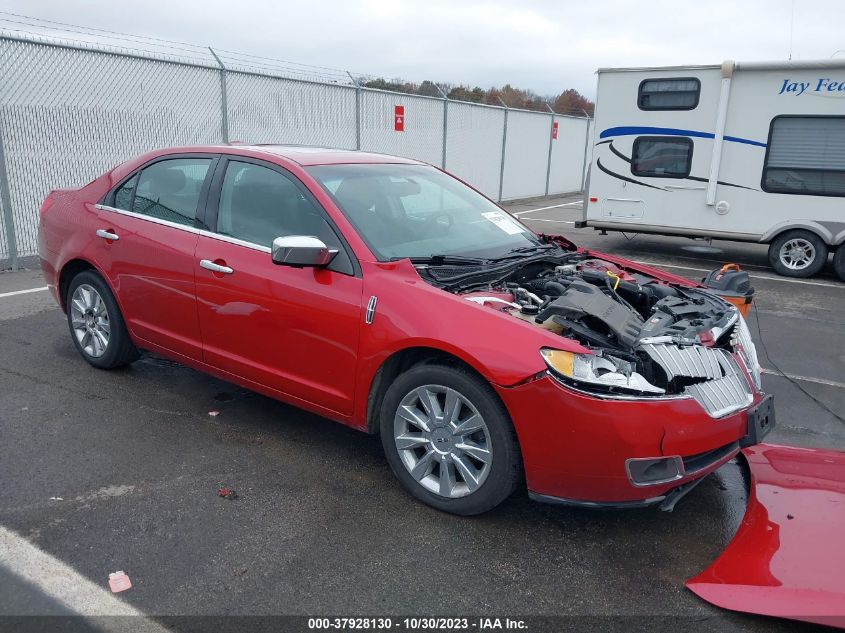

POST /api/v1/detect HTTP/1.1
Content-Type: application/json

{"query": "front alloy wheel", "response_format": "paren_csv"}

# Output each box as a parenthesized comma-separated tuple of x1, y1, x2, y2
(394, 384, 492, 499)
(380, 364, 521, 515)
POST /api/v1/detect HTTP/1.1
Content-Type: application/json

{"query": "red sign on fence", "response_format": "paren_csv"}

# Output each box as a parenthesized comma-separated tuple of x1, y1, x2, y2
(394, 105, 405, 132)
(552, 121, 559, 140)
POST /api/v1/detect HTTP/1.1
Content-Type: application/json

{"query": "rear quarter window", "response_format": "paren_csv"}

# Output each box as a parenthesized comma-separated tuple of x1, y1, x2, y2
(113, 174, 137, 211)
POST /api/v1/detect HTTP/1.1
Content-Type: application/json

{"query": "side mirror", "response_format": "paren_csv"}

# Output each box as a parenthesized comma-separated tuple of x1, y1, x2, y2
(271, 235, 338, 267)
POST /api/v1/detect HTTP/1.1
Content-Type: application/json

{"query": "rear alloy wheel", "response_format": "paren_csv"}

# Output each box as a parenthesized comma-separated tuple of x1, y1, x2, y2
(834, 244, 845, 283)
(66, 270, 139, 369)
(768, 230, 828, 278)
(70, 283, 111, 358)
(380, 364, 521, 515)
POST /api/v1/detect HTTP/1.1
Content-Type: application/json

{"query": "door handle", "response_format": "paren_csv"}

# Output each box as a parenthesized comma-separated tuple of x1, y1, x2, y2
(199, 259, 234, 274)
(96, 229, 119, 241)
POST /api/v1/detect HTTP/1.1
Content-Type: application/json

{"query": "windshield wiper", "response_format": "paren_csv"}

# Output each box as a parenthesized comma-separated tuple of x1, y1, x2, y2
(392, 246, 558, 267)
(487, 244, 560, 261)
(391, 254, 487, 266)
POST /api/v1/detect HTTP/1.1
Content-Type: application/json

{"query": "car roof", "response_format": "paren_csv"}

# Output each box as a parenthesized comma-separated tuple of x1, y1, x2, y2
(158, 144, 426, 167)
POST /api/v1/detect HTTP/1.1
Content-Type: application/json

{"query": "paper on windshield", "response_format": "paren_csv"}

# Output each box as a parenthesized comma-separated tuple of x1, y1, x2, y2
(481, 211, 525, 236)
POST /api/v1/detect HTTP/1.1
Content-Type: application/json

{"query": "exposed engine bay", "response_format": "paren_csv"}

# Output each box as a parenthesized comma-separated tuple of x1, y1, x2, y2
(417, 246, 761, 416)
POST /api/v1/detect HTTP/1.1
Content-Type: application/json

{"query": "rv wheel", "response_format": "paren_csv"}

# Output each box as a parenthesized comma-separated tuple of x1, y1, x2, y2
(834, 244, 845, 283)
(768, 230, 828, 278)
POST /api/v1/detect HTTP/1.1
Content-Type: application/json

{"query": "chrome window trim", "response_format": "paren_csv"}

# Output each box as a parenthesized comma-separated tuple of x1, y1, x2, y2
(95, 203, 200, 234)
(200, 230, 271, 254)
(95, 204, 271, 254)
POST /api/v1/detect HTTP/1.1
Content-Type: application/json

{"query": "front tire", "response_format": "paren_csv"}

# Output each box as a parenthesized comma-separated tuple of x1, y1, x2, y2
(767, 230, 828, 278)
(834, 244, 845, 283)
(66, 270, 139, 369)
(380, 363, 521, 515)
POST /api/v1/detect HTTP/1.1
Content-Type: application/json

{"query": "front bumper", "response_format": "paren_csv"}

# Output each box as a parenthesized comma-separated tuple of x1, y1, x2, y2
(495, 374, 770, 505)
(687, 444, 845, 628)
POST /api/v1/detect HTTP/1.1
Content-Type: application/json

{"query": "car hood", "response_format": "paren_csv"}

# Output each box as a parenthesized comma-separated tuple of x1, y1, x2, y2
(686, 443, 845, 628)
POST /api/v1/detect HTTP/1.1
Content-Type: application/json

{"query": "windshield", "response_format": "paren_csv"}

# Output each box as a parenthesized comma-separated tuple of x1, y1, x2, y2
(306, 164, 542, 261)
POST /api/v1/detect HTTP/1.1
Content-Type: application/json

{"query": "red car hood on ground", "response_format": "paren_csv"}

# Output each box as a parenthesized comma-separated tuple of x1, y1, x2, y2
(686, 443, 845, 628)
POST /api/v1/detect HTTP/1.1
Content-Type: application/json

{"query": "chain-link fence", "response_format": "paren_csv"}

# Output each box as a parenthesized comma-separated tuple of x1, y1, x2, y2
(0, 32, 591, 267)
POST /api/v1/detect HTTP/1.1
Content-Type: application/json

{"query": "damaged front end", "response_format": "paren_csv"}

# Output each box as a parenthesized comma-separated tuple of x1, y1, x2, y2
(417, 246, 763, 419)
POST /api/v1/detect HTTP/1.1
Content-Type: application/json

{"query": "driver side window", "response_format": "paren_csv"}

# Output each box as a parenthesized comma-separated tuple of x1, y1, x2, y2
(216, 161, 353, 273)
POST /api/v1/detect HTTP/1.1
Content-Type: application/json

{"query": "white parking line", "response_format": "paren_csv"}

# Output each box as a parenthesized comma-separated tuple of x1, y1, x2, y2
(0, 286, 48, 299)
(761, 368, 845, 390)
(0, 525, 168, 628)
(523, 218, 576, 224)
(631, 260, 843, 289)
(661, 251, 773, 272)
(513, 201, 582, 216)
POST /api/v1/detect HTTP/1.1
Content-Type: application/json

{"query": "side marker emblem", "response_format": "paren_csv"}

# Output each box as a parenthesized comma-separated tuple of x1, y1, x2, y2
(365, 296, 377, 325)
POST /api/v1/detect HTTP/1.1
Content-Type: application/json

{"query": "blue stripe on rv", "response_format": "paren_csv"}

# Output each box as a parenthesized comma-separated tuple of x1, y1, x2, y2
(599, 126, 767, 148)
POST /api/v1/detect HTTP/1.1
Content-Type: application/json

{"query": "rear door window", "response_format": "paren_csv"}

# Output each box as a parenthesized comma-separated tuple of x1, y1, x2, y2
(130, 158, 213, 226)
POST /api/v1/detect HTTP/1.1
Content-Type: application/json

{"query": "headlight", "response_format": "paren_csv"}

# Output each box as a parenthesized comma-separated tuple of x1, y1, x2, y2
(732, 315, 762, 390)
(540, 348, 665, 396)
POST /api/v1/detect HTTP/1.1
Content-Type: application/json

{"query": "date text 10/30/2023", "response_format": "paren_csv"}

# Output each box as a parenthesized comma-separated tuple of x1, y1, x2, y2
(307, 617, 528, 630)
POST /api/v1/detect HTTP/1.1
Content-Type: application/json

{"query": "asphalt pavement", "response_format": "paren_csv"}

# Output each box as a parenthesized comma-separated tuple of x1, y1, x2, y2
(0, 194, 842, 632)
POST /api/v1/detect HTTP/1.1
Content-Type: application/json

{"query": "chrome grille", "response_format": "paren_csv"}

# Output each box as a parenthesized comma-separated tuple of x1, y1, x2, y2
(684, 371, 753, 418)
(642, 343, 753, 418)
(640, 343, 724, 380)
(732, 315, 762, 390)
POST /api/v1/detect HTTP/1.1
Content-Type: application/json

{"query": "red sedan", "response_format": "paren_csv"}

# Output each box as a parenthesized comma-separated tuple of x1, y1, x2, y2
(38, 145, 773, 515)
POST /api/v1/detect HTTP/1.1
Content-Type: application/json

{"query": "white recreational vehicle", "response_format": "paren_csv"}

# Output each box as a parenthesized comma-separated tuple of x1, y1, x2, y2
(580, 59, 845, 279)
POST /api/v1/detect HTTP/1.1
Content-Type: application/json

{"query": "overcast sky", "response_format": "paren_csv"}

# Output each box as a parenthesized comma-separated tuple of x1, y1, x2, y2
(2, 0, 843, 98)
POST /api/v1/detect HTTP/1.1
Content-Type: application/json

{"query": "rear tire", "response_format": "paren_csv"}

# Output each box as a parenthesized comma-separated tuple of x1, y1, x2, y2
(380, 363, 521, 515)
(66, 270, 139, 369)
(834, 244, 845, 283)
(767, 230, 828, 278)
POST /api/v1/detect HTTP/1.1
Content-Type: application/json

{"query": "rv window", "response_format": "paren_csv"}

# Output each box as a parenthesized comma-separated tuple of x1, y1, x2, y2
(638, 78, 700, 110)
(763, 116, 845, 197)
(631, 137, 693, 178)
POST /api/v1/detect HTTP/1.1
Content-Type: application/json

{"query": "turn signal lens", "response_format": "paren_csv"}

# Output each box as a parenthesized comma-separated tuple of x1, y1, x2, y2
(540, 349, 575, 377)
